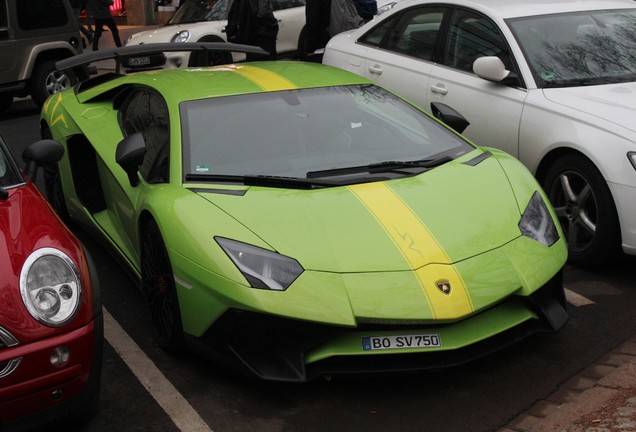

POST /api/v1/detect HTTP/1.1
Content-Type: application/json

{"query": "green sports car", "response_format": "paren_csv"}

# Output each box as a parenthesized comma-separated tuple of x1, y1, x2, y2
(41, 44, 568, 382)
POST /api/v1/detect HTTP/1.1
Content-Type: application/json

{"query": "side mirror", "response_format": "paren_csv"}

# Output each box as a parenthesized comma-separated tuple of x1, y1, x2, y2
(116, 132, 146, 187)
(473, 56, 510, 82)
(430, 102, 470, 134)
(22, 139, 64, 181)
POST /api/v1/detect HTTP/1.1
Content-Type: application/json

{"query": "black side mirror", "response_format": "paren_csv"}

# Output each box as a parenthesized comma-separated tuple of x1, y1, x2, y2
(116, 132, 146, 187)
(22, 139, 64, 181)
(430, 102, 470, 134)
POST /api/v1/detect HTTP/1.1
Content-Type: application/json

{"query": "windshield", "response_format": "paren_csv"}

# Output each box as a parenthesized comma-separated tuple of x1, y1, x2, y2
(180, 85, 473, 182)
(168, 0, 232, 24)
(508, 9, 636, 88)
(0, 137, 23, 189)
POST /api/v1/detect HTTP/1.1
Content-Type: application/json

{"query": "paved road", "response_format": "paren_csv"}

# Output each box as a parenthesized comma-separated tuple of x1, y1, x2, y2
(1, 40, 636, 432)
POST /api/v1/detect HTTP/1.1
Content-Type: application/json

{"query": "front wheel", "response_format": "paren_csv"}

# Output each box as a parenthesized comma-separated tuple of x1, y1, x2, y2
(141, 220, 186, 353)
(30, 59, 76, 107)
(542, 154, 621, 267)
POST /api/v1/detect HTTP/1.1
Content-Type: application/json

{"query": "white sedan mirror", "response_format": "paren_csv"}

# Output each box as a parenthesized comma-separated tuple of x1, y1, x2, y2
(473, 56, 510, 82)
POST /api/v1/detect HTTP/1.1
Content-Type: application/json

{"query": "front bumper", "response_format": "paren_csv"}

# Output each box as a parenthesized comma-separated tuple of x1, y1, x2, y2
(186, 270, 567, 382)
(0, 314, 103, 431)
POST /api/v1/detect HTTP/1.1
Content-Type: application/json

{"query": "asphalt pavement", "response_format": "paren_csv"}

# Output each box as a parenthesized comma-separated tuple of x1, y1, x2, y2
(65, 24, 636, 432)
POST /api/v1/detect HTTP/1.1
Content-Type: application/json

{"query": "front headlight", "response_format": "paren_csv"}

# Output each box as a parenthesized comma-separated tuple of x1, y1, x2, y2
(216, 237, 304, 291)
(171, 30, 191, 43)
(519, 191, 559, 247)
(20, 248, 83, 327)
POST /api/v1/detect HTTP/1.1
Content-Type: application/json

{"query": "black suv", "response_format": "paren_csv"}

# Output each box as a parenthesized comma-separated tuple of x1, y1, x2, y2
(0, 0, 83, 113)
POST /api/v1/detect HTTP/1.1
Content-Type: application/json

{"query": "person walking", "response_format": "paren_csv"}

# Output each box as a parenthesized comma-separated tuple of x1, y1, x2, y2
(303, 0, 331, 60)
(88, 0, 122, 50)
(226, 0, 279, 60)
(69, 0, 94, 44)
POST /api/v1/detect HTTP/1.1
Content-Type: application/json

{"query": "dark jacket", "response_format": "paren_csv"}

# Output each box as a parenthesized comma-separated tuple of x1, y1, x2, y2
(226, 0, 278, 44)
(88, 0, 113, 19)
(352, 0, 376, 19)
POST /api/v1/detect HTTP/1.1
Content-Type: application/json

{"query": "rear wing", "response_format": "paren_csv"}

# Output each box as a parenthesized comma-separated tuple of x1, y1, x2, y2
(55, 42, 268, 73)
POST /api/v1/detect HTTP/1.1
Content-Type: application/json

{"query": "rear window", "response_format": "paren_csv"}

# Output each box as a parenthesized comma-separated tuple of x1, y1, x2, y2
(17, 0, 69, 31)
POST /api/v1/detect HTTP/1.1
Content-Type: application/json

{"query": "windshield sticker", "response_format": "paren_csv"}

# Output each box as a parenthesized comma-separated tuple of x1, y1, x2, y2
(540, 70, 556, 81)
(195, 164, 210, 173)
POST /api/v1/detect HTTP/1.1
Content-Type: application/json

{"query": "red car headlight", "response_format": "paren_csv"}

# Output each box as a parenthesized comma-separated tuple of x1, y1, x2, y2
(19, 248, 83, 327)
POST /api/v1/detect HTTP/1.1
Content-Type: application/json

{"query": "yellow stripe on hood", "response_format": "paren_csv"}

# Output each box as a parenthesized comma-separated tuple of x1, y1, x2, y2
(230, 65, 298, 91)
(348, 182, 474, 319)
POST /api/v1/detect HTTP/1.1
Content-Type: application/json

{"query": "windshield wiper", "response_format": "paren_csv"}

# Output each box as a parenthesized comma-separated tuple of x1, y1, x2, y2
(306, 156, 452, 179)
(185, 173, 350, 189)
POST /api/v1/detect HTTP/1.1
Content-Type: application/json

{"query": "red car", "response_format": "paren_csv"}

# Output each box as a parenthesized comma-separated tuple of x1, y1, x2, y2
(0, 135, 102, 430)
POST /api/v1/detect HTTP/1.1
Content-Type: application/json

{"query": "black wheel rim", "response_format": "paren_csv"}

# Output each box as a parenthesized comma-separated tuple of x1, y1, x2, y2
(142, 233, 179, 345)
(548, 169, 598, 252)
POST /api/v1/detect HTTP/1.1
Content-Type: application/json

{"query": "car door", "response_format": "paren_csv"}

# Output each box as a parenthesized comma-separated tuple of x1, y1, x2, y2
(426, 8, 527, 156)
(94, 88, 171, 268)
(272, 0, 305, 54)
(358, 6, 449, 108)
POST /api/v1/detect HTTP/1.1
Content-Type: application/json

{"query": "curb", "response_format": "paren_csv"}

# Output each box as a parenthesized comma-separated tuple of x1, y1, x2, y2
(499, 336, 636, 432)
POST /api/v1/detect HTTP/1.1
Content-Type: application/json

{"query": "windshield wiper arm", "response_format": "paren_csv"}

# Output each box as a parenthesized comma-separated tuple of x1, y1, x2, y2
(306, 156, 452, 179)
(185, 173, 344, 189)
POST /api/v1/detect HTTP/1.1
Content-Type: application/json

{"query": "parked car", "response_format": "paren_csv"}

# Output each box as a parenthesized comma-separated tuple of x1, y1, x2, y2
(323, 0, 636, 268)
(0, 135, 102, 430)
(124, 0, 306, 66)
(0, 0, 85, 113)
(42, 44, 568, 382)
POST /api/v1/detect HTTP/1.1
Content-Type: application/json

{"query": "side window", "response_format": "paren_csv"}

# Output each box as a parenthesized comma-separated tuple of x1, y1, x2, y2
(359, 15, 398, 47)
(444, 10, 509, 73)
(17, 0, 69, 30)
(361, 7, 447, 61)
(389, 8, 445, 61)
(120, 90, 170, 184)
(271, 0, 305, 11)
(0, 0, 7, 28)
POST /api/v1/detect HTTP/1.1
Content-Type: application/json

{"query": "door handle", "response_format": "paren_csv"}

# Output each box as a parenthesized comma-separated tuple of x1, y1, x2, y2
(431, 84, 448, 95)
(368, 65, 383, 75)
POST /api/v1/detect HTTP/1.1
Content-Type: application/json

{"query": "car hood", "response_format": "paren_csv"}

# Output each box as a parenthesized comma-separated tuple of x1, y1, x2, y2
(543, 81, 636, 133)
(197, 154, 524, 273)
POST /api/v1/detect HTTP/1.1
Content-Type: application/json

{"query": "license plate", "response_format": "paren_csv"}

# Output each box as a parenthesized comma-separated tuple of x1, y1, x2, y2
(362, 334, 441, 351)
(127, 56, 151, 66)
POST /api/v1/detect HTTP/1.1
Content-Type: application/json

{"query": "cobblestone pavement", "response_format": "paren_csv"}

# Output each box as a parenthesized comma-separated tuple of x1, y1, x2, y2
(499, 336, 636, 432)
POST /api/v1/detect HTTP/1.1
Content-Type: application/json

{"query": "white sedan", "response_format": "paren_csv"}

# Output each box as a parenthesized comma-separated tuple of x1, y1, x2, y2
(323, 0, 636, 268)
(125, 0, 306, 66)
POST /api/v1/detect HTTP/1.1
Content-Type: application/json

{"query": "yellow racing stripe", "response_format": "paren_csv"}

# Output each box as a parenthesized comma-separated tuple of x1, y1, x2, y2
(231, 65, 298, 91)
(348, 182, 474, 319)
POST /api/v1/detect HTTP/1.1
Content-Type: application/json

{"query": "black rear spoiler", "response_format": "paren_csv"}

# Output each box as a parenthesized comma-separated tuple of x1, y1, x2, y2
(55, 42, 268, 72)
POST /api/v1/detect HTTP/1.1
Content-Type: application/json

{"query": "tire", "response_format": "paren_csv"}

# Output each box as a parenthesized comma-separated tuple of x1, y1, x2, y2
(0, 93, 13, 113)
(30, 59, 76, 107)
(141, 220, 186, 353)
(542, 154, 621, 268)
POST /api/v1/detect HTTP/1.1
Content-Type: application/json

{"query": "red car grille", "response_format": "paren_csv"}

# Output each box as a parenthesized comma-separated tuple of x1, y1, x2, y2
(0, 326, 21, 379)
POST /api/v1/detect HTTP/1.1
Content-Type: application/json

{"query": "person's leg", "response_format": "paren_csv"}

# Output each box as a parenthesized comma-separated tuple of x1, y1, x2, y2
(92, 18, 104, 50)
(104, 17, 122, 47)
(73, 8, 93, 42)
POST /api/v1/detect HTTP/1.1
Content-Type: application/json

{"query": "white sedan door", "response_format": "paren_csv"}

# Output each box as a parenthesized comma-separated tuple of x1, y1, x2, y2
(357, 7, 449, 108)
(426, 9, 527, 156)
